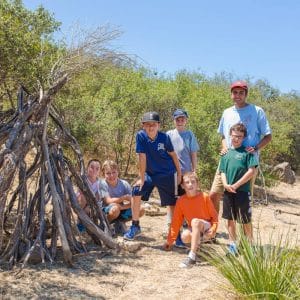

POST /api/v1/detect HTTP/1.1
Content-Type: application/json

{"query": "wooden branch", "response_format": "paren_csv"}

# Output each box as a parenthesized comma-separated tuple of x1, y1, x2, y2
(41, 108, 72, 266)
(65, 177, 119, 250)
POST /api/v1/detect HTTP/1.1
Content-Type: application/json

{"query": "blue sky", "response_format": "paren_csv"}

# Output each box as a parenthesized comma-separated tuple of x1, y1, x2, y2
(23, 0, 299, 93)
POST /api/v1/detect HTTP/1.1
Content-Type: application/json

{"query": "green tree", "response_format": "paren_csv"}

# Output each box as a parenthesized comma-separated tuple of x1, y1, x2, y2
(0, 0, 62, 107)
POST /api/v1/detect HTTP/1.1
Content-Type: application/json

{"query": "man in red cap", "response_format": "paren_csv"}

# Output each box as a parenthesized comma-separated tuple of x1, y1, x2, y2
(209, 80, 272, 213)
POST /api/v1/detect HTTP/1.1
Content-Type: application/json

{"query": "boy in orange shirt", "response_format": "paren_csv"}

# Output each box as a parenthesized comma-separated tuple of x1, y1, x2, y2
(163, 172, 218, 268)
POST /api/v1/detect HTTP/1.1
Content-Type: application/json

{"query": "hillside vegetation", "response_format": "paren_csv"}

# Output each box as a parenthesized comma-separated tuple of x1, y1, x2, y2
(1, 0, 300, 188)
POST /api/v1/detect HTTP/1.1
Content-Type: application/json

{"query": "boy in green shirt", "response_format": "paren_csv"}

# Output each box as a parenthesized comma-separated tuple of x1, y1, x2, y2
(220, 123, 258, 255)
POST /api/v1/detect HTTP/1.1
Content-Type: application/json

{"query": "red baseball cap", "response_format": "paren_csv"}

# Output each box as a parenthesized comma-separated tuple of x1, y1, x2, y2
(230, 80, 248, 92)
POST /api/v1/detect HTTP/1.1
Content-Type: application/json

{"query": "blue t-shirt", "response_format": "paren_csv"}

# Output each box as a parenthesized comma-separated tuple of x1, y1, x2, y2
(102, 179, 132, 198)
(136, 130, 176, 176)
(218, 104, 271, 148)
(167, 129, 200, 173)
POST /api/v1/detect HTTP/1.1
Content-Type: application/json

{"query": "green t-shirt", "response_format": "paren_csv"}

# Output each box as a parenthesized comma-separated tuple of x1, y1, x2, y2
(219, 146, 258, 192)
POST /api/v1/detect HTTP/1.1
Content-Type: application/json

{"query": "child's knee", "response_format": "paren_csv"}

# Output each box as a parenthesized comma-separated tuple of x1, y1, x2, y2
(191, 218, 201, 227)
(181, 229, 191, 243)
(109, 205, 120, 218)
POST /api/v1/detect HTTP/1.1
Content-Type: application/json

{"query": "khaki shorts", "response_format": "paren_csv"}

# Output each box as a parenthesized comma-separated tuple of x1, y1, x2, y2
(210, 166, 258, 196)
(210, 168, 224, 194)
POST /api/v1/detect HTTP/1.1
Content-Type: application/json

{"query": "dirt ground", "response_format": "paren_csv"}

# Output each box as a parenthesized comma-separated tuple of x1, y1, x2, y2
(0, 178, 299, 300)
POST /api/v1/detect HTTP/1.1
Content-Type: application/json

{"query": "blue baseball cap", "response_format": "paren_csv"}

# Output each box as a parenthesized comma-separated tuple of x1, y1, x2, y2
(173, 109, 188, 119)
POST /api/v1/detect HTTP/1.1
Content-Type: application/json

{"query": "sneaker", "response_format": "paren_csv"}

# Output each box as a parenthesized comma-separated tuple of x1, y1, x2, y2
(77, 222, 86, 233)
(175, 235, 187, 249)
(179, 257, 196, 268)
(123, 225, 141, 240)
(227, 243, 239, 256)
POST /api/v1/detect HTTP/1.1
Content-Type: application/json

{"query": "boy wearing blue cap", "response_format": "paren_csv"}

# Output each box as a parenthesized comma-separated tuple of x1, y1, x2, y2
(167, 109, 200, 247)
(123, 111, 182, 240)
(167, 108, 200, 191)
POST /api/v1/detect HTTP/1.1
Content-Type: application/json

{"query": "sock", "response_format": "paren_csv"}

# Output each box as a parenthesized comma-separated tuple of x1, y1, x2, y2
(132, 220, 139, 227)
(188, 250, 196, 261)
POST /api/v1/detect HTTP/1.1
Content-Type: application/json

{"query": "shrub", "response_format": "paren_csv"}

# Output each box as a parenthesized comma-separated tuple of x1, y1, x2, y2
(202, 230, 300, 299)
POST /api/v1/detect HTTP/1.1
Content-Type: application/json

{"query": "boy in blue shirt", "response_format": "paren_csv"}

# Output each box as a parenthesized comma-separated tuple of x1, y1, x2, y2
(220, 123, 258, 254)
(124, 111, 181, 240)
(167, 108, 200, 194)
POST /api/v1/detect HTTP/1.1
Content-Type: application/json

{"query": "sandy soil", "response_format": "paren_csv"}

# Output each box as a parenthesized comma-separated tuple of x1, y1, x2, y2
(0, 178, 299, 299)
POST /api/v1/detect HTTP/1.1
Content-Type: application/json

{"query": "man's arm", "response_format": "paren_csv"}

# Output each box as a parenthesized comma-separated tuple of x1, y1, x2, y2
(246, 134, 272, 153)
(220, 136, 228, 155)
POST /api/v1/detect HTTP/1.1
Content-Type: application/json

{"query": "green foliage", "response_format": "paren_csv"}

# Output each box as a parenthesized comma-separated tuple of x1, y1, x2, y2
(203, 231, 300, 299)
(2, 1, 299, 181)
(56, 65, 179, 173)
(251, 82, 300, 169)
(56, 65, 300, 183)
(0, 0, 62, 105)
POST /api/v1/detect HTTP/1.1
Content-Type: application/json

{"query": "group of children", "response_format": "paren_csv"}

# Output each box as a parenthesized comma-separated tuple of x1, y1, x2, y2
(78, 80, 271, 269)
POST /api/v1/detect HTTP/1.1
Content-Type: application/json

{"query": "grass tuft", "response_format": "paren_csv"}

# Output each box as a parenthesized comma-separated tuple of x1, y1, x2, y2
(202, 229, 300, 299)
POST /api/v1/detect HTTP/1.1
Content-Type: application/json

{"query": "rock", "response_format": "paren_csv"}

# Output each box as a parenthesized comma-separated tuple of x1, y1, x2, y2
(272, 162, 296, 184)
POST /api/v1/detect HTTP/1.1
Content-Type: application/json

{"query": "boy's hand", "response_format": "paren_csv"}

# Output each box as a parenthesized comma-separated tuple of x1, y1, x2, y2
(134, 178, 144, 191)
(139, 179, 145, 191)
(224, 184, 236, 193)
(163, 242, 173, 251)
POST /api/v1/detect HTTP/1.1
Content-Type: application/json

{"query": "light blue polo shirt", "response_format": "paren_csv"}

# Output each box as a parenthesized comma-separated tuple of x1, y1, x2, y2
(218, 103, 271, 148)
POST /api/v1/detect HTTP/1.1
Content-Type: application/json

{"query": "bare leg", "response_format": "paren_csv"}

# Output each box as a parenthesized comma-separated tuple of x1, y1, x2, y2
(209, 191, 222, 214)
(181, 229, 192, 244)
(190, 218, 204, 253)
(132, 195, 141, 221)
(107, 205, 120, 222)
(139, 206, 145, 218)
(167, 205, 175, 219)
(227, 220, 237, 243)
(243, 222, 253, 242)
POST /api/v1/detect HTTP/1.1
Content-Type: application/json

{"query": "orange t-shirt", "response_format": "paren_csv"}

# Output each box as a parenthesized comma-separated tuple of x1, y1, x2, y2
(167, 192, 218, 245)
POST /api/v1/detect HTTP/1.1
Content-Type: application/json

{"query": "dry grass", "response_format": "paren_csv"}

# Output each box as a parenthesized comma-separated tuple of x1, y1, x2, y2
(0, 179, 299, 299)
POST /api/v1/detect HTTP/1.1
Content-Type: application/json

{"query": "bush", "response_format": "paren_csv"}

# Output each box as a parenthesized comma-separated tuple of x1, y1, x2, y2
(202, 230, 300, 299)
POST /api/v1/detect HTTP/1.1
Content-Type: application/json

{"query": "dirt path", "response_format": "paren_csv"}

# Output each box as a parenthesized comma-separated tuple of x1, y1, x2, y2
(1, 179, 299, 299)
